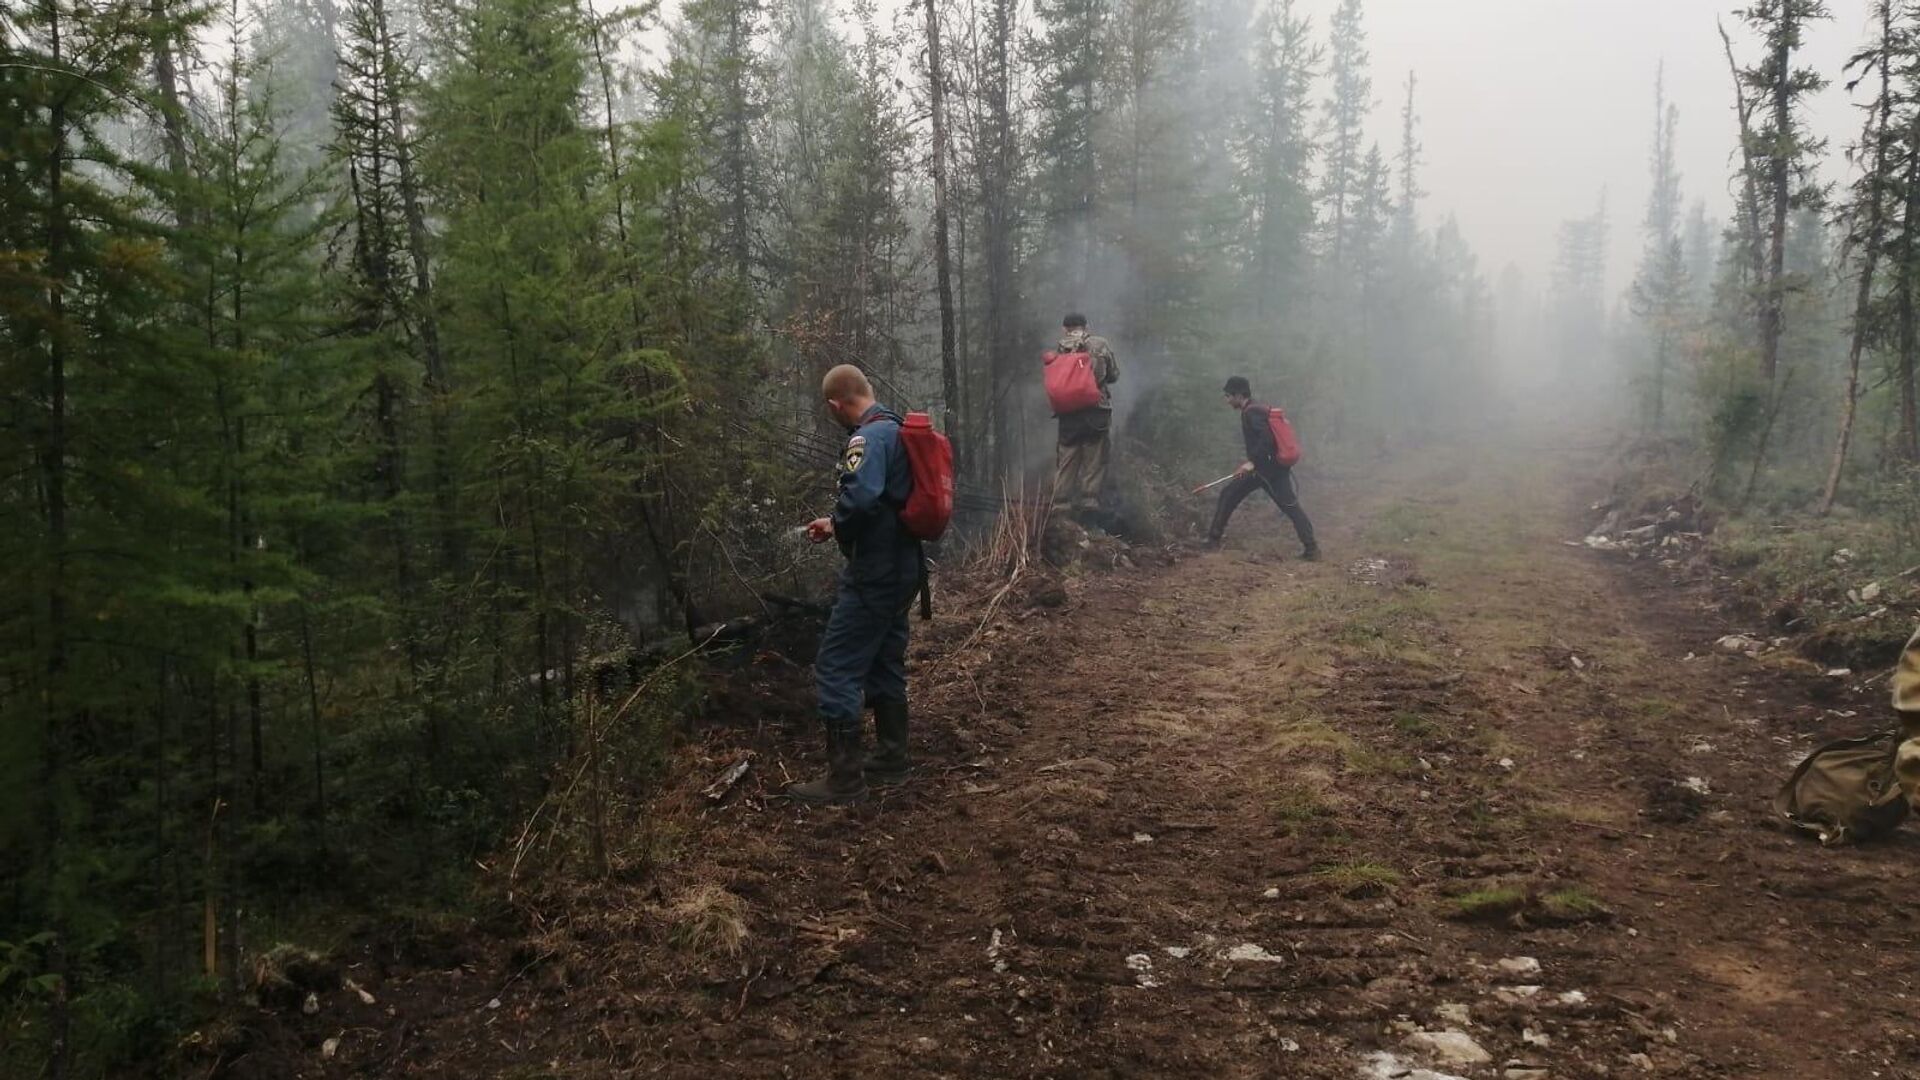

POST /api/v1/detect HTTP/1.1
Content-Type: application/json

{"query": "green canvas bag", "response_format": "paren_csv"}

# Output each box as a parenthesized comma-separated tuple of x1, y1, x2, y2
(1773, 731, 1910, 846)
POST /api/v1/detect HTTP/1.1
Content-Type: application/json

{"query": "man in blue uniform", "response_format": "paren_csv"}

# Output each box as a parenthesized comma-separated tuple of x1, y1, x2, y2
(1205, 376, 1319, 559)
(789, 365, 924, 804)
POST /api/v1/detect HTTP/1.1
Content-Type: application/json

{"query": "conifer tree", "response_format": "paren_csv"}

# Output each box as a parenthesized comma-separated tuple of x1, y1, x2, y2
(1736, 0, 1831, 385)
(1318, 0, 1370, 277)
(1, 5, 183, 1065)
(1630, 66, 1687, 433)
(1235, 0, 1317, 322)
(1032, 0, 1106, 304)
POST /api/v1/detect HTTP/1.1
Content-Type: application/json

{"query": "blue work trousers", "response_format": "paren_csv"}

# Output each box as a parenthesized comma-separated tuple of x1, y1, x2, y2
(815, 575, 916, 739)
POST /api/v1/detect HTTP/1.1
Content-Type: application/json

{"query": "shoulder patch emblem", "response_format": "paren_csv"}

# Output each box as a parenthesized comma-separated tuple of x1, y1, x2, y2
(841, 443, 866, 473)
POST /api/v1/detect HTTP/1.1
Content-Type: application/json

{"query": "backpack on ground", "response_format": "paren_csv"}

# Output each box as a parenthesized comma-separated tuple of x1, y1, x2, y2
(1042, 347, 1103, 415)
(1265, 405, 1303, 468)
(896, 411, 953, 542)
(1772, 730, 1910, 845)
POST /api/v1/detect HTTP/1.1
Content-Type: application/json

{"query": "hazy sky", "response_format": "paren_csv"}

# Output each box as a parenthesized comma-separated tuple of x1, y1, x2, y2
(1320, 0, 1874, 295)
(636, 0, 1875, 297)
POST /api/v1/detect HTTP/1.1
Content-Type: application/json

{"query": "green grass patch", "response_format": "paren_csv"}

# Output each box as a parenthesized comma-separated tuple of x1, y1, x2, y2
(1365, 501, 1428, 546)
(1632, 697, 1679, 720)
(1334, 620, 1387, 646)
(1347, 746, 1420, 778)
(1447, 887, 1527, 920)
(1391, 711, 1436, 737)
(1542, 887, 1608, 920)
(1270, 788, 1330, 823)
(1315, 861, 1403, 897)
(1256, 704, 1357, 758)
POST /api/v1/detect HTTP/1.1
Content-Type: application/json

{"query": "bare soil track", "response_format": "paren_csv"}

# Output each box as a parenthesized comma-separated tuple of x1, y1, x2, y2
(242, 439, 1920, 1080)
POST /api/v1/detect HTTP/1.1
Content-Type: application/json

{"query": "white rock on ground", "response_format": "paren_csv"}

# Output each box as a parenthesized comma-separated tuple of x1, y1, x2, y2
(1124, 953, 1159, 988)
(1494, 985, 1544, 1005)
(1359, 1050, 1469, 1080)
(1223, 942, 1285, 963)
(1434, 1003, 1472, 1027)
(1497, 956, 1542, 977)
(1404, 1029, 1493, 1067)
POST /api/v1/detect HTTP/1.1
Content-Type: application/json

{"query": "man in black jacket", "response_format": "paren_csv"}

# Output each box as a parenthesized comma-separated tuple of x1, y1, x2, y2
(1205, 376, 1319, 559)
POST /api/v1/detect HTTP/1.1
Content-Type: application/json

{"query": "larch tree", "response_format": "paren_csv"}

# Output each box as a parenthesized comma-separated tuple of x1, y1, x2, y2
(1629, 65, 1688, 434)
(1820, 0, 1902, 509)
(1735, 0, 1831, 386)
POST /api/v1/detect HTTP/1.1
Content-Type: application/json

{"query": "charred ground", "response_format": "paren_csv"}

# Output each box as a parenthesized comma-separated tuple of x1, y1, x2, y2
(219, 437, 1920, 1080)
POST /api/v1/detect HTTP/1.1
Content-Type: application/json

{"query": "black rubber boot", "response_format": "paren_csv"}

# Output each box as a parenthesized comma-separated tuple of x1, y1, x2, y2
(786, 729, 868, 804)
(1301, 544, 1321, 562)
(864, 700, 911, 784)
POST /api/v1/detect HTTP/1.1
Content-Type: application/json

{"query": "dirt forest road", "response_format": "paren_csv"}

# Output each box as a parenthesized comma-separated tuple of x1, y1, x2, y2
(270, 438, 1920, 1080)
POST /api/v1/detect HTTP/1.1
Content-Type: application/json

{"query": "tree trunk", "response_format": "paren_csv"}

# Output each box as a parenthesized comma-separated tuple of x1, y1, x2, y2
(1740, 366, 1795, 509)
(984, 0, 1016, 483)
(148, 0, 191, 191)
(1900, 149, 1919, 463)
(378, 0, 457, 571)
(1821, 5, 1895, 512)
(1720, 20, 1769, 331)
(925, 0, 961, 469)
(585, 5, 697, 634)
(1759, 23, 1794, 385)
(299, 607, 327, 851)
(1651, 324, 1669, 434)
(42, 7, 73, 1074)
(727, 2, 753, 287)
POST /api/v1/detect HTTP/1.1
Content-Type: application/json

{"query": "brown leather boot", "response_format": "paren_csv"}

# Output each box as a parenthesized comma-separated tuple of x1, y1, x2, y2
(863, 700, 911, 784)
(786, 729, 868, 804)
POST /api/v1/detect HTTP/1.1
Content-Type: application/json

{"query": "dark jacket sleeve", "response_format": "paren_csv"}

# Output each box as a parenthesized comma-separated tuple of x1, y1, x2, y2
(1242, 405, 1277, 464)
(832, 423, 893, 543)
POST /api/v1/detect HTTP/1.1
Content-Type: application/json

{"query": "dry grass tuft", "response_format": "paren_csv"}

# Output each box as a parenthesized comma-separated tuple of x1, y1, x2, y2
(665, 884, 750, 958)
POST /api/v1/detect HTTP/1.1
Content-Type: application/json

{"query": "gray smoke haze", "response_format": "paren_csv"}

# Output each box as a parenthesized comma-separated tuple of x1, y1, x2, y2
(628, 0, 1872, 294)
(1317, 0, 1869, 295)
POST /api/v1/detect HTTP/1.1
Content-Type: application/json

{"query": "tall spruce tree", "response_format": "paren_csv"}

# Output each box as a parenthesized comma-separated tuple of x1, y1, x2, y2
(1318, 0, 1370, 278)
(1236, 0, 1318, 323)
(1031, 0, 1106, 305)
(1736, 0, 1831, 386)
